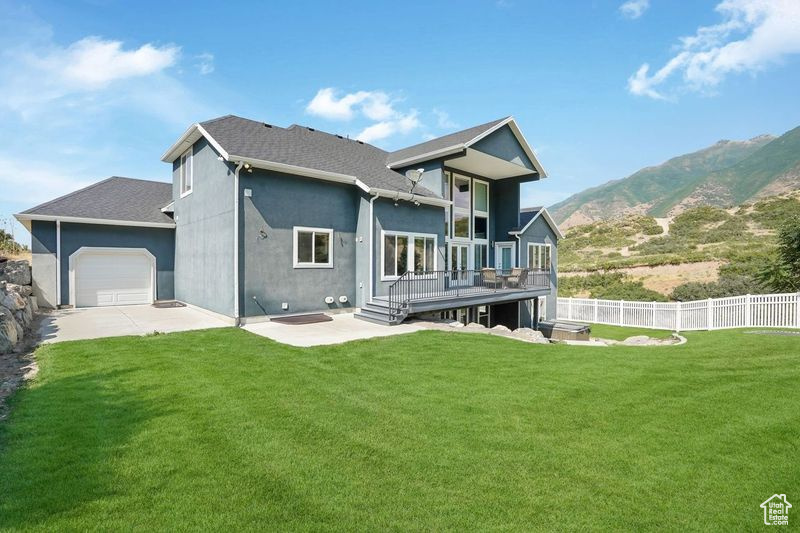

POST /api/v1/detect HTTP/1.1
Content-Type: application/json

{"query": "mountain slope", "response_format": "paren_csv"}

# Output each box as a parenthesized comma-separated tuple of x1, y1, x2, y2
(550, 126, 800, 227)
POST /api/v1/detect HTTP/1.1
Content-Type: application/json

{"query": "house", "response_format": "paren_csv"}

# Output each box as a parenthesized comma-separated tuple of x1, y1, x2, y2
(15, 115, 561, 328)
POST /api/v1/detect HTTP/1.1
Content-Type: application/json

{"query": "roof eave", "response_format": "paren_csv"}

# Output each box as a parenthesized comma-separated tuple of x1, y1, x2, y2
(508, 207, 564, 239)
(14, 213, 176, 230)
(386, 145, 466, 169)
(161, 123, 230, 163)
(465, 117, 548, 179)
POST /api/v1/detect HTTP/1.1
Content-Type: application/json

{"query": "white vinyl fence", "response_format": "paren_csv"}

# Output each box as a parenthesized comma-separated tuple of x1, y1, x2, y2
(557, 293, 800, 331)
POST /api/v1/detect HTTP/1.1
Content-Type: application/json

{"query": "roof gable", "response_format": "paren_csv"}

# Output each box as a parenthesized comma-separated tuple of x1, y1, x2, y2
(510, 206, 564, 239)
(386, 117, 509, 167)
(16, 177, 174, 228)
(471, 124, 535, 170)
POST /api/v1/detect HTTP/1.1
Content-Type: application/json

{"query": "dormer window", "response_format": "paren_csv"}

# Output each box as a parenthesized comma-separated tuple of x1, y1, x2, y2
(180, 147, 193, 197)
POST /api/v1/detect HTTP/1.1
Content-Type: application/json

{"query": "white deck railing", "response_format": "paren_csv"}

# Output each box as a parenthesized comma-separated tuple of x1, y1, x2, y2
(557, 292, 800, 331)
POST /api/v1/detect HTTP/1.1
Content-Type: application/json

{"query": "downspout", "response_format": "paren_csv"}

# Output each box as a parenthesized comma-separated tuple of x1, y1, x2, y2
(56, 219, 61, 307)
(515, 232, 523, 328)
(368, 191, 381, 303)
(233, 161, 244, 325)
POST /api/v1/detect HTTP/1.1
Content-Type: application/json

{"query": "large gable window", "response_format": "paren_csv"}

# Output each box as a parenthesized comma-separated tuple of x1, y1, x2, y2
(528, 243, 551, 271)
(179, 147, 193, 197)
(382, 231, 437, 280)
(293, 227, 333, 268)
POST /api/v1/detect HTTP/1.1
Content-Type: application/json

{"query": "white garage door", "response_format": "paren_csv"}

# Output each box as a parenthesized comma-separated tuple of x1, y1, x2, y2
(74, 249, 154, 307)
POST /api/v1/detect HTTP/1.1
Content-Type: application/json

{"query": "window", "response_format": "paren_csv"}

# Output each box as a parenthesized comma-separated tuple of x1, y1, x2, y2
(528, 243, 551, 271)
(452, 173, 471, 240)
(179, 147, 193, 197)
(382, 232, 437, 279)
(453, 212, 470, 238)
(473, 179, 489, 241)
(474, 244, 488, 269)
(453, 175, 470, 209)
(473, 216, 488, 239)
(293, 227, 333, 268)
(443, 172, 451, 238)
(474, 181, 488, 212)
(414, 237, 435, 272)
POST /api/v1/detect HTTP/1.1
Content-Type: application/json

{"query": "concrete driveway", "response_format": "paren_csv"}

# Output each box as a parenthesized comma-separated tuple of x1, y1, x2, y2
(243, 313, 422, 347)
(40, 304, 231, 343)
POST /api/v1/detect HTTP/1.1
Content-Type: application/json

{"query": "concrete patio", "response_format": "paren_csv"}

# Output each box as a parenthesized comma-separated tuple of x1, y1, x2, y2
(243, 313, 423, 347)
(39, 304, 232, 343)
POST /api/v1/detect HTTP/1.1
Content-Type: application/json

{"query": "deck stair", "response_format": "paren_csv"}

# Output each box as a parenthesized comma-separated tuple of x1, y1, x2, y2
(354, 298, 407, 325)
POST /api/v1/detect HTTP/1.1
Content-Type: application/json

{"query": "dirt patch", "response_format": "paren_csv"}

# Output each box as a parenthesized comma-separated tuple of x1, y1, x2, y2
(562, 260, 722, 296)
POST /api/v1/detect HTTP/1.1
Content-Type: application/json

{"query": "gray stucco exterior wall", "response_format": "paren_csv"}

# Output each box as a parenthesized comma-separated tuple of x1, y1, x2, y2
(30, 220, 58, 308)
(58, 223, 175, 304)
(173, 137, 235, 316)
(491, 178, 522, 245)
(471, 124, 534, 170)
(29, 220, 175, 308)
(372, 199, 445, 297)
(517, 216, 559, 323)
(239, 169, 360, 317)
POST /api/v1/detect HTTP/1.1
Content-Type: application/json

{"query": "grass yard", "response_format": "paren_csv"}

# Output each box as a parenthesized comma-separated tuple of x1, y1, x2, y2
(1, 328, 798, 531)
(587, 323, 676, 340)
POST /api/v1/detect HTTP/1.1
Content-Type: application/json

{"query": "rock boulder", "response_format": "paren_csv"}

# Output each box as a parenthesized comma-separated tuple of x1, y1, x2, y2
(0, 261, 32, 286)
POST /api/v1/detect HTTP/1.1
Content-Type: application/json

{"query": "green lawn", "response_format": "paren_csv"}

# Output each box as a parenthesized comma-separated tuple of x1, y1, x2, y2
(1, 328, 798, 531)
(588, 323, 675, 340)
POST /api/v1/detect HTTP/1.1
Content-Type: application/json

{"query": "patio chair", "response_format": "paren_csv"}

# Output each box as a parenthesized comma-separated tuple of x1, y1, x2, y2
(481, 268, 503, 289)
(506, 267, 529, 288)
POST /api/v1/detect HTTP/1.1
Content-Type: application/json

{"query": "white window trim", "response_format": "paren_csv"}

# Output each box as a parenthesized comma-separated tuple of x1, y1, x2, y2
(179, 147, 193, 198)
(451, 173, 471, 241)
(472, 177, 490, 243)
(494, 241, 517, 269)
(293, 226, 334, 269)
(68, 247, 157, 307)
(380, 230, 438, 281)
(527, 242, 552, 271)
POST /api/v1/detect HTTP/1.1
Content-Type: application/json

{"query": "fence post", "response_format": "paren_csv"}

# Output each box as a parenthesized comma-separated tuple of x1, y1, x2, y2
(707, 298, 713, 330)
(652, 301, 656, 328)
(620, 299, 625, 327)
(796, 292, 800, 329)
(568, 298, 573, 321)
(594, 298, 599, 323)
(675, 301, 681, 332)
(745, 294, 751, 327)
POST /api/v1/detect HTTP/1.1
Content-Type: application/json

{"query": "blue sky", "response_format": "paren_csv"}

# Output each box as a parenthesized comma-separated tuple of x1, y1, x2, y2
(2, 0, 800, 244)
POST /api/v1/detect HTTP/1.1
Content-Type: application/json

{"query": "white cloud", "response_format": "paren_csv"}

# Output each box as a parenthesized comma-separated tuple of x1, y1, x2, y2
(58, 37, 179, 88)
(619, 0, 650, 19)
(306, 87, 423, 144)
(628, 0, 800, 99)
(433, 108, 458, 129)
(196, 52, 214, 75)
(305, 88, 399, 121)
(356, 111, 421, 144)
(0, 34, 183, 115)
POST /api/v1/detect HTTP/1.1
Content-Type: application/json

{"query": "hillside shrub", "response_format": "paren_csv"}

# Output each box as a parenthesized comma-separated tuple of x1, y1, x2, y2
(758, 217, 800, 292)
(0, 229, 27, 257)
(671, 274, 764, 301)
(560, 272, 669, 302)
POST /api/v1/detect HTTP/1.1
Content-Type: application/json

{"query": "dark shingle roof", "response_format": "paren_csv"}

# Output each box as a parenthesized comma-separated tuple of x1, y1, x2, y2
(21, 177, 174, 225)
(519, 206, 543, 228)
(200, 115, 436, 196)
(386, 117, 509, 167)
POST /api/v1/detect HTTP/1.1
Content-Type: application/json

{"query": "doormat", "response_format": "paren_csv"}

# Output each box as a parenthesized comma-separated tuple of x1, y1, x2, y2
(153, 301, 187, 309)
(271, 313, 333, 325)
